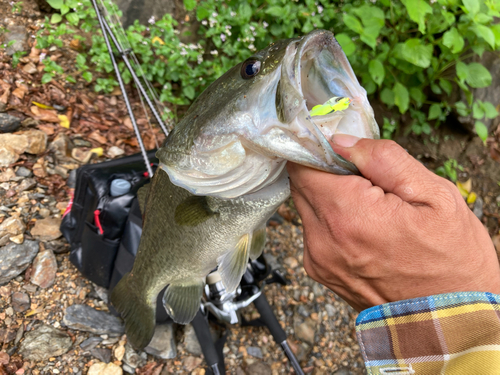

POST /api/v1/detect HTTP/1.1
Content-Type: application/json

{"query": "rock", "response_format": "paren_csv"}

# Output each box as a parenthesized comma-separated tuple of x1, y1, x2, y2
(0, 134, 28, 154)
(0, 168, 16, 182)
(183, 356, 203, 372)
(0, 114, 21, 133)
(49, 133, 72, 156)
(3, 25, 28, 56)
(63, 304, 125, 336)
(123, 343, 146, 369)
(294, 319, 317, 345)
(184, 324, 202, 356)
(0, 240, 38, 285)
(473, 196, 484, 220)
(71, 148, 93, 163)
(0, 328, 16, 343)
(245, 361, 271, 375)
(0, 146, 19, 167)
(32, 160, 47, 177)
(297, 305, 310, 318)
(0, 217, 25, 238)
(90, 347, 112, 363)
(283, 257, 299, 268)
(12, 291, 30, 312)
(113, 344, 125, 361)
(30, 217, 62, 241)
(20, 129, 47, 154)
(107, 146, 125, 158)
(325, 304, 336, 317)
(31, 249, 57, 288)
(80, 337, 103, 351)
(144, 323, 177, 359)
(88, 362, 123, 375)
(17, 177, 37, 192)
(22, 62, 38, 74)
(72, 138, 92, 148)
(19, 324, 72, 361)
(0, 351, 9, 365)
(333, 369, 351, 375)
(15, 166, 32, 177)
(39, 208, 51, 218)
(247, 346, 263, 359)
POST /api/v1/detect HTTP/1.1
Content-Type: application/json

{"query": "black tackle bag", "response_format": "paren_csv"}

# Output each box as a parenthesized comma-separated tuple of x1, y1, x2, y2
(60, 150, 158, 288)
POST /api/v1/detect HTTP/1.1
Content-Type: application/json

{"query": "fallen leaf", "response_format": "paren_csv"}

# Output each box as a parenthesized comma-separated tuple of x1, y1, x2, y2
(467, 192, 477, 204)
(31, 106, 59, 123)
(88, 131, 108, 144)
(90, 147, 103, 157)
(12, 87, 27, 100)
(123, 116, 133, 130)
(37, 124, 56, 135)
(32, 101, 55, 110)
(152, 36, 165, 45)
(493, 234, 500, 252)
(456, 179, 471, 198)
(58, 114, 70, 128)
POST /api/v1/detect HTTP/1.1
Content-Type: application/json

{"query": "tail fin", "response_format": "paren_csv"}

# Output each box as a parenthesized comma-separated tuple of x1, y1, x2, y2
(110, 273, 156, 349)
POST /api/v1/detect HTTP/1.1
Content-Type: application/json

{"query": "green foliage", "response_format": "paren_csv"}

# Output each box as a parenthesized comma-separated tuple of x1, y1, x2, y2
(32, 0, 500, 134)
(436, 159, 463, 182)
(11, 51, 26, 68)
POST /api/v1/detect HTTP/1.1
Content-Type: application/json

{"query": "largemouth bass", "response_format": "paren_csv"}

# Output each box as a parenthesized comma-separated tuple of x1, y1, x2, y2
(111, 29, 379, 349)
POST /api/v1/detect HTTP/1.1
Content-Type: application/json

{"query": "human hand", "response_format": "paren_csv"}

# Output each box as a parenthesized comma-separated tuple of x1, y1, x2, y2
(287, 135, 500, 312)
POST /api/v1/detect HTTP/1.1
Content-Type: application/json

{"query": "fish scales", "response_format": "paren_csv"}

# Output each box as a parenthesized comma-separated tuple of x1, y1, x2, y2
(111, 29, 379, 349)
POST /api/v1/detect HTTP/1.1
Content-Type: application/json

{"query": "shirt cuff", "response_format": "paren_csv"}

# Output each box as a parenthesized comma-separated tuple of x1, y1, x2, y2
(355, 292, 500, 374)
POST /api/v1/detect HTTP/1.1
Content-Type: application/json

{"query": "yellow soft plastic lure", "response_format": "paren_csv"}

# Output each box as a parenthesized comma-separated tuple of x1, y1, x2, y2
(310, 96, 351, 116)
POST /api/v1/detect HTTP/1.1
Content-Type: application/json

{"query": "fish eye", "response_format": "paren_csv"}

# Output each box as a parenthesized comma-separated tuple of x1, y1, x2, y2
(241, 59, 261, 79)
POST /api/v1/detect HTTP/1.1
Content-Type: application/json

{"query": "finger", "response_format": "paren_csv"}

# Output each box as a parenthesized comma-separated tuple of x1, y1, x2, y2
(331, 135, 448, 205)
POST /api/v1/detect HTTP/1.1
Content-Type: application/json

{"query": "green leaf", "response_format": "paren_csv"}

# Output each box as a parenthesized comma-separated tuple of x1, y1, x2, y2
(183, 85, 195, 100)
(343, 13, 363, 34)
(368, 59, 385, 86)
(196, 6, 210, 20)
(41, 73, 53, 84)
(401, 0, 433, 34)
(239, 2, 252, 20)
(466, 63, 492, 88)
(439, 79, 453, 96)
(401, 38, 433, 68)
(82, 71, 93, 83)
(455, 101, 469, 116)
(66, 76, 76, 83)
(60, 4, 69, 15)
(481, 101, 499, 119)
(472, 24, 496, 49)
(462, 0, 480, 15)
(76, 54, 86, 66)
(394, 82, 410, 114)
(46, 0, 63, 9)
(66, 12, 79, 25)
(183, 0, 196, 11)
(472, 102, 485, 119)
(335, 33, 355, 57)
(380, 87, 395, 107)
(421, 122, 432, 134)
(475, 121, 488, 142)
(50, 13, 62, 23)
(410, 87, 426, 107)
(442, 27, 464, 53)
(456, 61, 468, 82)
(266, 6, 283, 17)
(428, 103, 443, 120)
(492, 24, 500, 49)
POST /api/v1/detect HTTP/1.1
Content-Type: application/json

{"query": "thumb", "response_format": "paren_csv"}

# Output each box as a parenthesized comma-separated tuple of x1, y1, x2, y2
(331, 134, 445, 203)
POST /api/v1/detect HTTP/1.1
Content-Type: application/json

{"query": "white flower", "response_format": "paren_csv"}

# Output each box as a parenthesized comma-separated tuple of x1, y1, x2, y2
(39, 52, 46, 62)
(148, 16, 155, 25)
(210, 50, 218, 55)
(230, 11, 236, 17)
(317, 5, 323, 13)
(249, 25, 255, 31)
(201, 20, 207, 25)
(248, 44, 255, 51)
(212, 12, 218, 17)
(220, 33, 226, 42)
(197, 55, 203, 64)
(263, 21, 268, 28)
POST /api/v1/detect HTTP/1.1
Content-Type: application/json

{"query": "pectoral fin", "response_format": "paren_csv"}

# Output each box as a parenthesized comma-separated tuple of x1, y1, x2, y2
(174, 196, 217, 226)
(218, 233, 250, 293)
(162, 279, 204, 324)
(250, 225, 266, 261)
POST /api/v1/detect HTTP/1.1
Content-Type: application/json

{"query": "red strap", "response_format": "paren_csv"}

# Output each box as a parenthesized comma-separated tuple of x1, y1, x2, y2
(62, 192, 74, 218)
(94, 209, 104, 235)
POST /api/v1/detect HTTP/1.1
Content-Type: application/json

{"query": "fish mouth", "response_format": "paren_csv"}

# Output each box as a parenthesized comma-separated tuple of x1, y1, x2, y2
(278, 30, 379, 174)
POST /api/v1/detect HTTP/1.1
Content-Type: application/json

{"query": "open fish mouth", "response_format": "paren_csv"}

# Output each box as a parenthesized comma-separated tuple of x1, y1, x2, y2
(277, 30, 379, 174)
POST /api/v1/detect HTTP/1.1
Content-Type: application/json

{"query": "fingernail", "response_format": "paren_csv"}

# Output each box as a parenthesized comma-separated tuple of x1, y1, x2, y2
(332, 134, 360, 148)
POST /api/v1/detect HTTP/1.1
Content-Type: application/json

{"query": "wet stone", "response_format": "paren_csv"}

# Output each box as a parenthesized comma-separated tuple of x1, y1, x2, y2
(473, 196, 484, 220)
(19, 324, 72, 361)
(11, 291, 30, 312)
(90, 347, 112, 363)
(63, 304, 125, 336)
(16, 177, 37, 192)
(0, 240, 38, 285)
(247, 346, 263, 359)
(144, 323, 177, 359)
(294, 319, 317, 345)
(30, 217, 62, 241)
(123, 343, 146, 369)
(15, 166, 32, 177)
(325, 304, 336, 317)
(0, 329, 16, 344)
(31, 249, 57, 288)
(297, 305, 310, 318)
(0, 113, 21, 133)
(80, 337, 103, 351)
(246, 361, 272, 375)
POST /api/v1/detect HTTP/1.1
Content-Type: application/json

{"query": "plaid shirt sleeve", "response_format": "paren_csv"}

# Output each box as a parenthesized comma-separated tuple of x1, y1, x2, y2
(356, 292, 500, 374)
